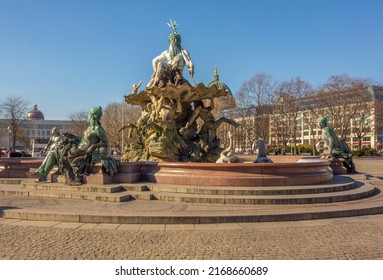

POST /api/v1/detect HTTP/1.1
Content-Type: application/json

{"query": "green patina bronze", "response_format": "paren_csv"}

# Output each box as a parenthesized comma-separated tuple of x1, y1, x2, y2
(33, 106, 119, 185)
(316, 116, 355, 173)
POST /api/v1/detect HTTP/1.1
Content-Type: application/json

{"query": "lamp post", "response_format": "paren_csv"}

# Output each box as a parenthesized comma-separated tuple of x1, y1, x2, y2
(7, 126, 12, 152)
(121, 102, 124, 154)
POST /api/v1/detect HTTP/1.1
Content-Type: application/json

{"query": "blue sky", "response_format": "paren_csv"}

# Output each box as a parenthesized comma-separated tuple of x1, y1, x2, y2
(1, 0, 382, 120)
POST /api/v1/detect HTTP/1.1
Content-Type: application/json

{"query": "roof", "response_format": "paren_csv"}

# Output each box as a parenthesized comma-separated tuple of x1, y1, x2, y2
(207, 68, 233, 97)
(27, 104, 45, 120)
(207, 68, 236, 109)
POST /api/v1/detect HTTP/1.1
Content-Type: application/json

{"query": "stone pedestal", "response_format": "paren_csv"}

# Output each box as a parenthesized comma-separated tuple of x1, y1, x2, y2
(329, 156, 347, 175)
(0, 158, 42, 178)
(86, 162, 145, 184)
(297, 156, 322, 163)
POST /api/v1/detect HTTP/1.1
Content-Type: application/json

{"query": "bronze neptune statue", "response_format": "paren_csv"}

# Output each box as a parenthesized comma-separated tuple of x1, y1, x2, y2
(122, 20, 239, 162)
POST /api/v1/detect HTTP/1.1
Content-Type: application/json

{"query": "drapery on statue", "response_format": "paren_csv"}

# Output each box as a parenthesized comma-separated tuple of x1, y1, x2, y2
(315, 117, 355, 173)
(33, 106, 119, 185)
(147, 19, 195, 88)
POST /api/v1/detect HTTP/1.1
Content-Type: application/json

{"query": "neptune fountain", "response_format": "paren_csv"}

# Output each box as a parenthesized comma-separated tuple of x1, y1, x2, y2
(122, 20, 239, 163)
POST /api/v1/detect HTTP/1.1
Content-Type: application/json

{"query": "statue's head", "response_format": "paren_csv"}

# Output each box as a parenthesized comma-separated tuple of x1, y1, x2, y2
(51, 127, 59, 135)
(167, 19, 182, 53)
(168, 32, 181, 47)
(88, 106, 103, 124)
(318, 117, 327, 128)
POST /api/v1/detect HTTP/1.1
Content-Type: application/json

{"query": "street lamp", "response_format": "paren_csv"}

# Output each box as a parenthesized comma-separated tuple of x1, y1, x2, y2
(7, 126, 12, 152)
(121, 102, 124, 154)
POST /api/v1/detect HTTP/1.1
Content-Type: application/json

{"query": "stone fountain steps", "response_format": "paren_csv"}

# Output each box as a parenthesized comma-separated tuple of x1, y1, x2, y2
(0, 176, 379, 205)
(21, 181, 125, 193)
(19, 178, 356, 197)
(0, 188, 132, 202)
(30, 190, 132, 202)
(0, 181, 132, 203)
(126, 177, 379, 205)
(148, 183, 378, 205)
(0, 177, 382, 224)
(0, 179, 24, 185)
(144, 176, 355, 195)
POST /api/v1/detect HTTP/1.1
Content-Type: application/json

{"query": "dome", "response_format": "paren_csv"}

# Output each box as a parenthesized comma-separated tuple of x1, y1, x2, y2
(27, 104, 45, 120)
(207, 68, 235, 109)
(207, 68, 233, 96)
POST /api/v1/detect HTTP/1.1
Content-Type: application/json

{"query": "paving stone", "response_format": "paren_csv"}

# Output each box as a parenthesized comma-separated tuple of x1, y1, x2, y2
(216, 223, 243, 230)
(0, 218, 21, 225)
(116, 224, 142, 231)
(194, 224, 219, 230)
(10, 220, 60, 227)
(77, 223, 99, 230)
(52, 222, 84, 229)
(139, 224, 165, 231)
(93, 223, 120, 230)
(165, 224, 195, 231)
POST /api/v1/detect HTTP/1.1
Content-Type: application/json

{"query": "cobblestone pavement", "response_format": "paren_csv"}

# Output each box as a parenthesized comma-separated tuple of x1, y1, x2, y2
(1, 215, 383, 260)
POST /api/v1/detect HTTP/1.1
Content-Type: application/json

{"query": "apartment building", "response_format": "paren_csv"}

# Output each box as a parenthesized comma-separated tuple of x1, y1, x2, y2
(268, 85, 383, 151)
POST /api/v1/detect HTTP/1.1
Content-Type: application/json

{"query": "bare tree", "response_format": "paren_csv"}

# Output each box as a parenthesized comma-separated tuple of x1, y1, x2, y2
(351, 86, 382, 150)
(274, 77, 314, 154)
(270, 100, 291, 148)
(375, 91, 383, 148)
(299, 97, 324, 154)
(234, 91, 256, 152)
(68, 111, 88, 137)
(234, 72, 276, 152)
(0, 95, 29, 151)
(318, 74, 371, 140)
(102, 102, 141, 153)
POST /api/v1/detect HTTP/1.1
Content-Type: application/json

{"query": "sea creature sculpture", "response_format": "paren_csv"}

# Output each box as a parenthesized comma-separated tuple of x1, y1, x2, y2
(216, 131, 243, 163)
(253, 139, 273, 163)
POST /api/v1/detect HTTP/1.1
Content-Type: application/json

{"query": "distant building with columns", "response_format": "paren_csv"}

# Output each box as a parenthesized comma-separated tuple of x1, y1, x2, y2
(0, 104, 73, 156)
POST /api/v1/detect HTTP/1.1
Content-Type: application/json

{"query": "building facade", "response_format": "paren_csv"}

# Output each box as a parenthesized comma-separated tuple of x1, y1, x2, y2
(268, 85, 383, 151)
(0, 104, 73, 156)
(219, 85, 383, 154)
